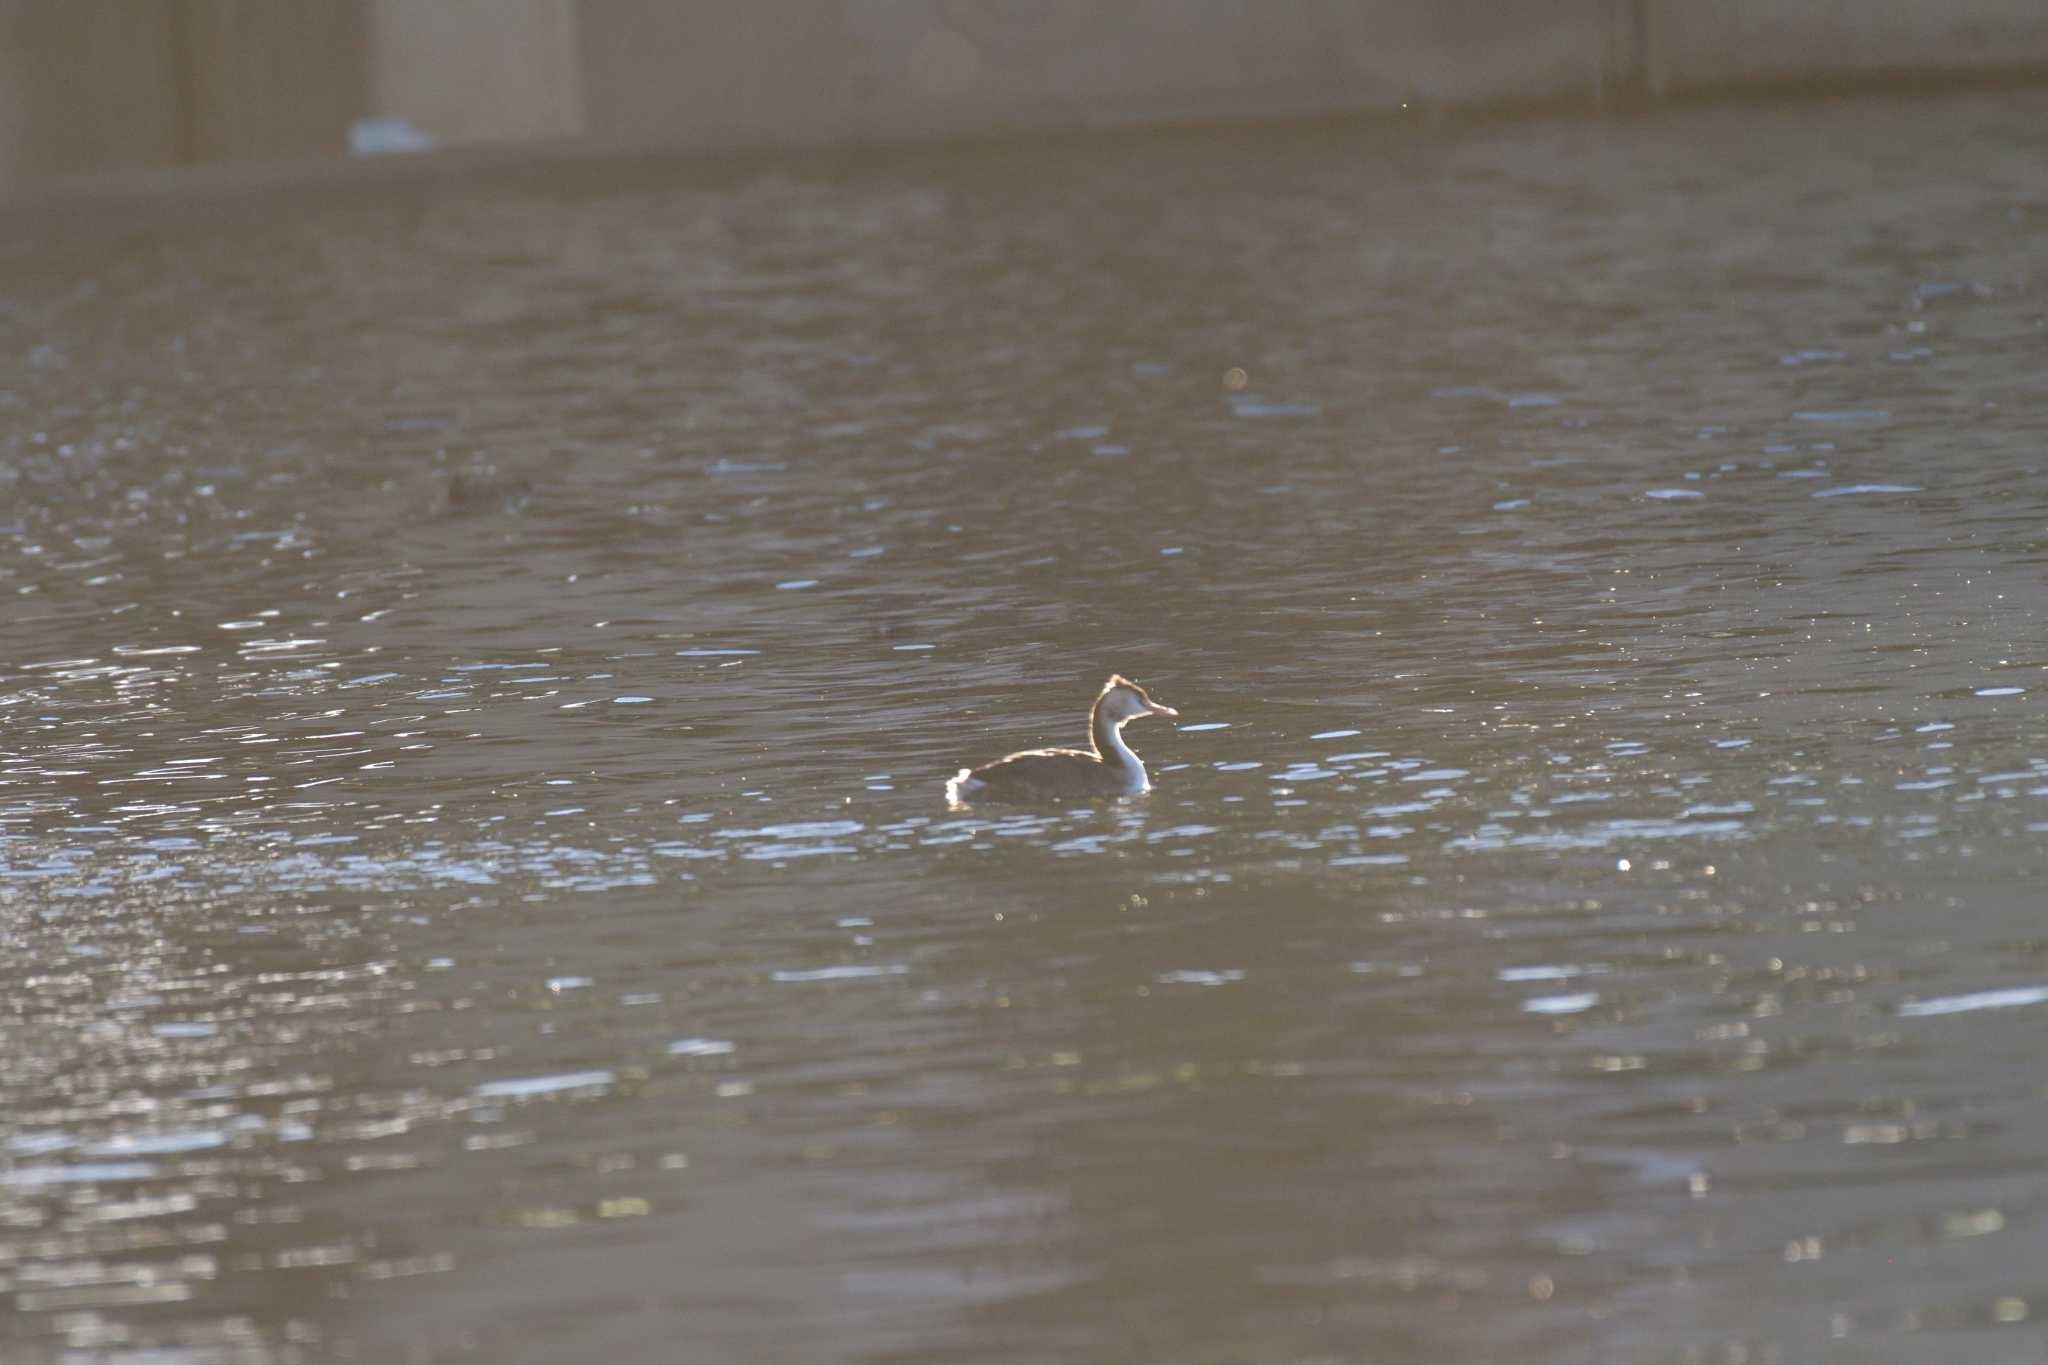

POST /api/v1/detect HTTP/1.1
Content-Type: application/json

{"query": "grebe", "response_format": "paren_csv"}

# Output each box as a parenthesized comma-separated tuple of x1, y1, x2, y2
(946, 674, 1180, 805)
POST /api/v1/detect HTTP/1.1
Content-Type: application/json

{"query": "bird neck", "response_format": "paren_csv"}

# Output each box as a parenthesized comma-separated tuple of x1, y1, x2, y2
(1090, 697, 1144, 783)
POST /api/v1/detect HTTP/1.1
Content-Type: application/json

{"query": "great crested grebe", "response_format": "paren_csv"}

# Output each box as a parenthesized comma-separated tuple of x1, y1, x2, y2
(946, 674, 1180, 805)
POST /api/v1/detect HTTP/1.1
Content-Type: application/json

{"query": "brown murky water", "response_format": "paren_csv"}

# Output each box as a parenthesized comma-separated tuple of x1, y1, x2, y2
(5, 88, 2048, 1364)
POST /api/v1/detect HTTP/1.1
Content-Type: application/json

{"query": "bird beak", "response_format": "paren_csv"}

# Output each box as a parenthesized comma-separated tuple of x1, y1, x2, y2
(1150, 703, 1180, 718)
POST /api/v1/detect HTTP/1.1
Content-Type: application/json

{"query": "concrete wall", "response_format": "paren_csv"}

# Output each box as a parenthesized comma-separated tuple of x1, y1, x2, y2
(0, 2, 180, 180)
(368, 0, 580, 147)
(2, 1, 2045, 186)
(0, 0, 362, 181)
(572, 0, 1635, 151)
(174, 1, 366, 161)
(565, 0, 1646, 153)
(1646, 0, 2048, 94)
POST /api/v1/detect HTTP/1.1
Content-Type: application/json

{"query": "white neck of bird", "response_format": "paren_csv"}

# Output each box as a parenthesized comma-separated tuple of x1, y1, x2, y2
(1091, 701, 1148, 789)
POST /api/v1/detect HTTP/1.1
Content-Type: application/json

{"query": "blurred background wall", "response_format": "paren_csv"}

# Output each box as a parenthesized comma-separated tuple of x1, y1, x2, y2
(1, 0, 2044, 184)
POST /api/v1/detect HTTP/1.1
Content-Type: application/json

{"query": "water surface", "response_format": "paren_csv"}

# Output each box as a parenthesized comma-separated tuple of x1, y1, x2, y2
(5, 88, 2048, 1363)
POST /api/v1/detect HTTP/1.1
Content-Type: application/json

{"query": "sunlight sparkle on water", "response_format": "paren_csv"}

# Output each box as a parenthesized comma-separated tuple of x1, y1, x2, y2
(1898, 986, 2048, 1018)
(473, 1071, 617, 1099)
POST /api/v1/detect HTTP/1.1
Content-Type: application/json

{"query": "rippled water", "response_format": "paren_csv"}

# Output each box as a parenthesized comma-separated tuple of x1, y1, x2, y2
(5, 89, 2048, 1363)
